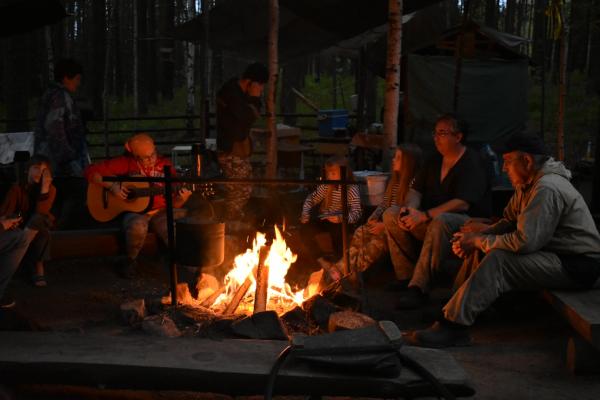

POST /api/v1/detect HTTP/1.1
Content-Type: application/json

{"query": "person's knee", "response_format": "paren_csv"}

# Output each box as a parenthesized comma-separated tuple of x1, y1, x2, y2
(126, 218, 149, 237)
(383, 206, 400, 228)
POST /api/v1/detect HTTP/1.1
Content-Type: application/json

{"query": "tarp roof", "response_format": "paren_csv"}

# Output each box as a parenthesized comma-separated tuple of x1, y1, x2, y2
(173, 0, 444, 62)
(0, 0, 67, 38)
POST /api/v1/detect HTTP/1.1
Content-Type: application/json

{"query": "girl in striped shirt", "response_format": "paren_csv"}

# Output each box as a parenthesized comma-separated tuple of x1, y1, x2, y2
(300, 156, 362, 258)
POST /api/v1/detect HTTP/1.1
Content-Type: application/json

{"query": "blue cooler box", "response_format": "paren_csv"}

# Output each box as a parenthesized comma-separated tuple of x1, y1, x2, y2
(318, 109, 348, 137)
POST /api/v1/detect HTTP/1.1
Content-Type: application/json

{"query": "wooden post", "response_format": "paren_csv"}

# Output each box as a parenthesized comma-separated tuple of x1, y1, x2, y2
(340, 166, 349, 276)
(164, 166, 178, 306)
(253, 246, 271, 314)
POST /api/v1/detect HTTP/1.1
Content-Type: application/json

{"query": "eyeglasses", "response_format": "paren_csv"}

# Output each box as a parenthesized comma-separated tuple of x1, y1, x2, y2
(432, 130, 455, 138)
(135, 151, 157, 162)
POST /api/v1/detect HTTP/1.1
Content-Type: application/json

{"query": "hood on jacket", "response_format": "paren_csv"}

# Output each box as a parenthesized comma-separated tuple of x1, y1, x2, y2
(539, 157, 572, 181)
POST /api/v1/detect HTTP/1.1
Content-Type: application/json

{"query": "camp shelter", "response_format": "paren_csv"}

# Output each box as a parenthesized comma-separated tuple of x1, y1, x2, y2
(403, 21, 530, 146)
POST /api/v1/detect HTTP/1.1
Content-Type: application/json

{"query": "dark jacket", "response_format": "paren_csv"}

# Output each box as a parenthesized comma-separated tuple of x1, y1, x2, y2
(216, 78, 261, 156)
(34, 82, 89, 177)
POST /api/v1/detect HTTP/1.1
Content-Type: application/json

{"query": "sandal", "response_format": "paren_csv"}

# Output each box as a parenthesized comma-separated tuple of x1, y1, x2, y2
(32, 275, 47, 287)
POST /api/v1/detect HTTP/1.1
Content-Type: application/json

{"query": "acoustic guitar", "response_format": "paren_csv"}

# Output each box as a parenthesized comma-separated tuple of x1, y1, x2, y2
(87, 180, 214, 222)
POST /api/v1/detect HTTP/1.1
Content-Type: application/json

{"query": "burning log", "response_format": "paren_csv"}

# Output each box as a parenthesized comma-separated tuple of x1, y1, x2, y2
(201, 286, 226, 308)
(224, 268, 256, 315)
(253, 246, 270, 314)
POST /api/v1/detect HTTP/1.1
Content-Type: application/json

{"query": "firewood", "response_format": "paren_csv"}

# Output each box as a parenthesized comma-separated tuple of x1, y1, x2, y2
(253, 247, 270, 314)
(224, 272, 255, 315)
(200, 285, 226, 308)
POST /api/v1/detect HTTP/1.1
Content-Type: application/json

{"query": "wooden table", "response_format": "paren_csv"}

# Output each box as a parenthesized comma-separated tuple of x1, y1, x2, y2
(0, 332, 475, 398)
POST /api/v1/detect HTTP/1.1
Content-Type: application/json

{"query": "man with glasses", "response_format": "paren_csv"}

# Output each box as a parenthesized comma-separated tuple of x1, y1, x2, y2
(406, 132, 600, 347)
(383, 114, 491, 308)
(85, 133, 191, 278)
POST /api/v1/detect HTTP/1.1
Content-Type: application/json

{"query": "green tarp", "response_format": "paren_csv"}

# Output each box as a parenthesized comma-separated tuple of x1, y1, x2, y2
(406, 54, 529, 145)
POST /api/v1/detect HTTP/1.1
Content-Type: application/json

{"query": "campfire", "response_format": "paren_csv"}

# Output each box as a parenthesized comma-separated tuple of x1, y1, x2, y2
(169, 225, 314, 316)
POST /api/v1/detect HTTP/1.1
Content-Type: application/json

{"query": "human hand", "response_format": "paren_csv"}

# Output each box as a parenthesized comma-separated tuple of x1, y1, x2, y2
(0, 215, 22, 230)
(398, 207, 426, 231)
(110, 182, 130, 200)
(367, 221, 385, 235)
(300, 214, 309, 224)
(177, 187, 192, 202)
(451, 232, 480, 258)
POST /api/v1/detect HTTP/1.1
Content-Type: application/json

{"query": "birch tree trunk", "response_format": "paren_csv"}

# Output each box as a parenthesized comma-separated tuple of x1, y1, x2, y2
(185, 0, 196, 137)
(265, 0, 279, 179)
(383, 0, 403, 162)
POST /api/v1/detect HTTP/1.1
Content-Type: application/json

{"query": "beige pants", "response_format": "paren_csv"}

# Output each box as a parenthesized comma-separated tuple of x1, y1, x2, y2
(443, 249, 599, 326)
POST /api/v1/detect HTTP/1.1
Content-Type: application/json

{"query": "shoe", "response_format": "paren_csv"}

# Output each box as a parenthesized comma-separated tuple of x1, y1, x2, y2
(405, 320, 472, 348)
(119, 258, 138, 279)
(385, 279, 410, 292)
(32, 274, 48, 287)
(0, 294, 16, 309)
(395, 287, 428, 309)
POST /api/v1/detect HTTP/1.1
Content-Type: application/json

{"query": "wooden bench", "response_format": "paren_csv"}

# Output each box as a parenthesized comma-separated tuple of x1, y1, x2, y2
(0, 332, 475, 398)
(49, 228, 159, 260)
(543, 289, 600, 373)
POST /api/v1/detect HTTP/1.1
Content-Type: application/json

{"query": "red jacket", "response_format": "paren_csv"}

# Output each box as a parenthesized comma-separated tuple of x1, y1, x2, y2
(84, 154, 174, 211)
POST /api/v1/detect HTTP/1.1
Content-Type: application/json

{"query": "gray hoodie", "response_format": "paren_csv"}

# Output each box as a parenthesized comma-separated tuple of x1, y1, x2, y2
(480, 158, 600, 262)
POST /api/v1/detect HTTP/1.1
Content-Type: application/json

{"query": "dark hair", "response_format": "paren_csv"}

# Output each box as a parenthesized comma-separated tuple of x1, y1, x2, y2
(242, 62, 269, 84)
(27, 154, 52, 171)
(54, 58, 83, 82)
(435, 113, 468, 144)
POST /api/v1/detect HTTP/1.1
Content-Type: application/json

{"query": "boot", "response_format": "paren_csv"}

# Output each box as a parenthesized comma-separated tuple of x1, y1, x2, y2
(395, 286, 428, 309)
(405, 319, 472, 348)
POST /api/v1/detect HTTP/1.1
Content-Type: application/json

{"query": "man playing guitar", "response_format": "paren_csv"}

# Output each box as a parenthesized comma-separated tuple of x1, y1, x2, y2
(85, 133, 191, 278)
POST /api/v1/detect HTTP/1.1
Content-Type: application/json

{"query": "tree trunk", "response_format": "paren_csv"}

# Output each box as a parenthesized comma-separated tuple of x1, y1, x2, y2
(557, 2, 569, 161)
(185, 0, 196, 136)
(158, 0, 175, 100)
(44, 26, 55, 82)
(383, 0, 403, 161)
(104, 0, 115, 159)
(504, 0, 516, 34)
(199, 0, 211, 142)
(484, 0, 497, 28)
(133, 0, 139, 119)
(147, 0, 158, 105)
(137, 0, 149, 115)
(91, 0, 107, 115)
(265, 0, 279, 179)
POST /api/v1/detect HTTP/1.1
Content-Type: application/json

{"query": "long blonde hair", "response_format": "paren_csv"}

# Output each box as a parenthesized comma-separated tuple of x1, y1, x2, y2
(384, 144, 422, 207)
(321, 155, 354, 212)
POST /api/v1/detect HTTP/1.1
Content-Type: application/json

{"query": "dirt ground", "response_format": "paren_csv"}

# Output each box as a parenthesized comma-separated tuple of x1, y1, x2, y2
(2, 245, 600, 400)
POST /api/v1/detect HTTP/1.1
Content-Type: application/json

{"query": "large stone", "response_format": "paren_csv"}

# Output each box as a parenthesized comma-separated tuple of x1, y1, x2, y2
(120, 299, 146, 326)
(328, 311, 376, 333)
(142, 315, 181, 338)
(231, 311, 289, 340)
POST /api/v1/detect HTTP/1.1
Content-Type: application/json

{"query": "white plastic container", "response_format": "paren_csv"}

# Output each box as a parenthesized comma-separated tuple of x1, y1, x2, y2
(353, 171, 389, 206)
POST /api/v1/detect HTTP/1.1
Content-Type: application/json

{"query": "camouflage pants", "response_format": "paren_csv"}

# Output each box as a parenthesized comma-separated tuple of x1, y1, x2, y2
(122, 209, 187, 260)
(218, 154, 252, 220)
(338, 223, 388, 273)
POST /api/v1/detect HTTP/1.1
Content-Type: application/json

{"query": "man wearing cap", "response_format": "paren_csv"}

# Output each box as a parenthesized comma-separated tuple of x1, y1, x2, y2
(85, 133, 192, 278)
(406, 132, 600, 348)
(216, 62, 269, 222)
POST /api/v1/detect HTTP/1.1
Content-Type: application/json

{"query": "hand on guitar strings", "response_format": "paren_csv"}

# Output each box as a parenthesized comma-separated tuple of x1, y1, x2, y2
(110, 182, 130, 200)
(176, 187, 192, 202)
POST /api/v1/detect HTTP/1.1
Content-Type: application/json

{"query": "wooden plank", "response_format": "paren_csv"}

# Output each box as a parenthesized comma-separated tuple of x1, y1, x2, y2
(50, 229, 158, 260)
(543, 289, 600, 349)
(0, 332, 474, 398)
